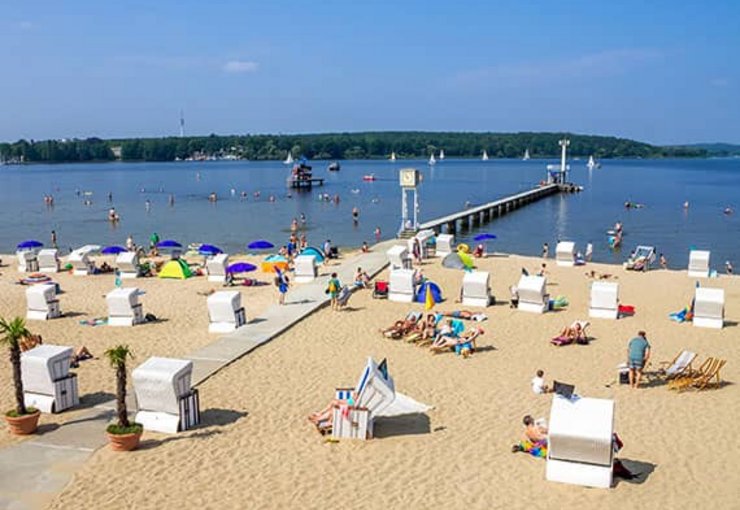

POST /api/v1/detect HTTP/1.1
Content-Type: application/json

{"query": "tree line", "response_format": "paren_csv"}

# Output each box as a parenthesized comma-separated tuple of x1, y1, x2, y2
(0, 131, 707, 163)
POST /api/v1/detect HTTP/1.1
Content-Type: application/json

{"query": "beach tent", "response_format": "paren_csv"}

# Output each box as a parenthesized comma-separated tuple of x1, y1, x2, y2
(301, 246, 325, 263)
(415, 281, 442, 304)
(442, 252, 473, 271)
(158, 259, 193, 279)
(261, 254, 289, 273)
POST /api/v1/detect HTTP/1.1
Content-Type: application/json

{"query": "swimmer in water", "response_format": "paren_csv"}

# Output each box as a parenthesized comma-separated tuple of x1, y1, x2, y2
(352, 206, 360, 224)
(683, 201, 689, 209)
(269, 195, 276, 203)
(291, 218, 298, 232)
(724, 206, 734, 215)
(145, 199, 151, 212)
(254, 191, 260, 198)
(168, 194, 175, 207)
(300, 213, 306, 224)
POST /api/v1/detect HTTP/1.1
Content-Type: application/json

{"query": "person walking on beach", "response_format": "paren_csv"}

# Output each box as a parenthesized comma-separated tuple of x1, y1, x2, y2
(659, 253, 668, 269)
(627, 331, 651, 389)
(585, 241, 593, 262)
(275, 269, 290, 305)
(374, 226, 381, 242)
(126, 234, 135, 252)
(327, 272, 341, 310)
(542, 242, 549, 259)
(50, 230, 58, 249)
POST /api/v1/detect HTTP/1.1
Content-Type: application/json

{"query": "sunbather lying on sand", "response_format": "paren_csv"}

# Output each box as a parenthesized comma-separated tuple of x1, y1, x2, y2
(379, 315, 419, 339)
(439, 310, 487, 321)
(308, 391, 358, 431)
(430, 326, 484, 353)
(585, 270, 617, 280)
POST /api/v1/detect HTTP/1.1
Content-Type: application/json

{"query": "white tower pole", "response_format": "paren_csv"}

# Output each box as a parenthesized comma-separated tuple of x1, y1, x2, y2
(559, 138, 570, 184)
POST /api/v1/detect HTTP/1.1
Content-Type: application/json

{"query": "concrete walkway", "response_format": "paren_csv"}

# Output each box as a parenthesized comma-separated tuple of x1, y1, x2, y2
(0, 240, 399, 510)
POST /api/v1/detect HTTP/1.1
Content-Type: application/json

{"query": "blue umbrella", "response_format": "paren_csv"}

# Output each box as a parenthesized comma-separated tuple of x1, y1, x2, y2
(248, 240, 274, 250)
(227, 262, 257, 273)
(198, 244, 223, 255)
(474, 233, 497, 241)
(17, 240, 43, 249)
(157, 240, 182, 248)
(101, 245, 127, 255)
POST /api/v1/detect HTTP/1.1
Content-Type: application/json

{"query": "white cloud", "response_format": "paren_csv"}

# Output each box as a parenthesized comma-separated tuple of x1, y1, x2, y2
(222, 60, 258, 74)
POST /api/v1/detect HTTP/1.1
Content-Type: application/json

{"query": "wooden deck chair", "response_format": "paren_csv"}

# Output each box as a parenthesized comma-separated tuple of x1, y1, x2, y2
(690, 359, 726, 391)
(669, 357, 714, 391)
(658, 350, 697, 380)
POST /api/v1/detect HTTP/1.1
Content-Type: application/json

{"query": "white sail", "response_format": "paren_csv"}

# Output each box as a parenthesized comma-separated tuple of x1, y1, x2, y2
(429, 153, 436, 165)
(284, 153, 294, 165)
(482, 150, 489, 161)
(439, 149, 445, 160)
(587, 155, 596, 170)
(523, 149, 530, 161)
(390, 151, 396, 162)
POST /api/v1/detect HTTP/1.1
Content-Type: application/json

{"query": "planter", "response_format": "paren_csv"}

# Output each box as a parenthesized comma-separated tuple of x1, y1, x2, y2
(107, 430, 143, 451)
(5, 409, 41, 435)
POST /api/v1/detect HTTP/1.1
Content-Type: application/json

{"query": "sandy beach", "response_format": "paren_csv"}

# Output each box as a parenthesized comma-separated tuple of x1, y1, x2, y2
(6, 249, 732, 510)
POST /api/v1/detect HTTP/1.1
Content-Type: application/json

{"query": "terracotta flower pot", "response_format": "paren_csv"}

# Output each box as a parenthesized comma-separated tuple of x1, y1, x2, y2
(5, 409, 41, 435)
(107, 430, 142, 452)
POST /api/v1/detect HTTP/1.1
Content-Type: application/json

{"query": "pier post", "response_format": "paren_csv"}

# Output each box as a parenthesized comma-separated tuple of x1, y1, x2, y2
(447, 221, 456, 234)
(460, 216, 470, 229)
(472, 213, 481, 227)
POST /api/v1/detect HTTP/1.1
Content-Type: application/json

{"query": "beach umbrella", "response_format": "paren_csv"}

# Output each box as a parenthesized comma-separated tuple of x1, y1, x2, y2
(101, 245, 127, 255)
(248, 240, 274, 250)
(198, 244, 223, 255)
(474, 233, 497, 241)
(157, 240, 182, 249)
(227, 262, 257, 273)
(17, 240, 43, 249)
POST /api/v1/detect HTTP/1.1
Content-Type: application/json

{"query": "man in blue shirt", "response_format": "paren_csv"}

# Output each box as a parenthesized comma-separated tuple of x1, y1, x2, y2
(627, 331, 651, 389)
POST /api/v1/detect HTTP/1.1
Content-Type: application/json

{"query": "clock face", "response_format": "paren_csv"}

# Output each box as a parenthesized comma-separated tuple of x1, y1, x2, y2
(400, 169, 416, 187)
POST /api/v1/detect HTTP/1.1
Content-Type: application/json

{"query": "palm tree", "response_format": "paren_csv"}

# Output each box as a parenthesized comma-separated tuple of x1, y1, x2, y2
(0, 317, 31, 415)
(105, 345, 133, 429)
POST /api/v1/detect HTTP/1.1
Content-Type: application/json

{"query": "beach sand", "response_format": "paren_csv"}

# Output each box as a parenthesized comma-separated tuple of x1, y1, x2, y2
(3, 251, 739, 509)
(0, 253, 281, 449)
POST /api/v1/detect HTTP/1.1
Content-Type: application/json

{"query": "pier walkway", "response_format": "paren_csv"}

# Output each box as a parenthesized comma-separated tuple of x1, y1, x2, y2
(417, 183, 560, 234)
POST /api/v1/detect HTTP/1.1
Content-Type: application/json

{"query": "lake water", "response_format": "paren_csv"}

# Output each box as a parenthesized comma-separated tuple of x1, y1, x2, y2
(1, 158, 738, 269)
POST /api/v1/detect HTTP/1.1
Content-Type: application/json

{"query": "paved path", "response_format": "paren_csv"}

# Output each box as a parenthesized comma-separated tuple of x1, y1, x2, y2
(0, 240, 399, 510)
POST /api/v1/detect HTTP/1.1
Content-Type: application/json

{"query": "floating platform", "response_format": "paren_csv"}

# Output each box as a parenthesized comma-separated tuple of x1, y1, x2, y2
(287, 178, 324, 189)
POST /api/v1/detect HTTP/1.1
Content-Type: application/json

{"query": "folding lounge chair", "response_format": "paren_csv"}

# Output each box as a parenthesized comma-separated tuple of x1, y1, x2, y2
(372, 280, 389, 299)
(336, 286, 352, 308)
(657, 350, 696, 380)
(671, 358, 726, 392)
(668, 357, 714, 391)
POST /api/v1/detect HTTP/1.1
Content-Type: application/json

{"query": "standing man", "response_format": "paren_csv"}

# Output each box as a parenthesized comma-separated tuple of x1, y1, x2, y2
(585, 241, 593, 262)
(542, 242, 549, 259)
(50, 230, 58, 249)
(627, 331, 651, 389)
(327, 272, 342, 311)
(149, 232, 160, 250)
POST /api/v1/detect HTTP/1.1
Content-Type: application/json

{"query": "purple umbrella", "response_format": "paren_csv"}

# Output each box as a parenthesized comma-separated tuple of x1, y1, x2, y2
(247, 240, 274, 250)
(17, 240, 43, 249)
(157, 240, 182, 248)
(198, 244, 223, 255)
(101, 245, 127, 255)
(227, 262, 257, 273)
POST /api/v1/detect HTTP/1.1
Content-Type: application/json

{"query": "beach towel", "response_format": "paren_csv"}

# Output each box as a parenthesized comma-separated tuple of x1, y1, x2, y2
(451, 319, 465, 337)
(79, 318, 107, 326)
(618, 304, 636, 316)
(518, 439, 548, 458)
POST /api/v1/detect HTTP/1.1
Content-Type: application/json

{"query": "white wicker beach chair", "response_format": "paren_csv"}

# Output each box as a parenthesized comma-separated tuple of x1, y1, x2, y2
(133, 357, 199, 433)
(388, 269, 415, 303)
(516, 275, 549, 313)
(555, 241, 576, 267)
(21, 345, 79, 413)
(16, 250, 38, 273)
(546, 396, 615, 489)
(116, 251, 140, 279)
(693, 287, 724, 329)
(435, 234, 455, 257)
(37, 249, 60, 273)
(688, 250, 710, 278)
(386, 245, 411, 270)
(26, 284, 61, 321)
(106, 287, 144, 326)
(205, 253, 229, 283)
(589, 281, 619, 319)
(462, 270, 491, 307)
(294, 254, 317, 283)
(207, 291, 246, 333)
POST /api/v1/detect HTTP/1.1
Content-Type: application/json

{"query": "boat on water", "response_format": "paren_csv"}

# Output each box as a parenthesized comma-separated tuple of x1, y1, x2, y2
(587, 155, 601, 170)
(439, 149, 445, 160)
(523, 149, 530, 161)
(429, 153, 436, 166)
(362, 174, 376, 181)
(390, 151, 397, 162)
(328, 162, 340, 172)
(284, 153, 294, 165)
(482, 150, 489, 161)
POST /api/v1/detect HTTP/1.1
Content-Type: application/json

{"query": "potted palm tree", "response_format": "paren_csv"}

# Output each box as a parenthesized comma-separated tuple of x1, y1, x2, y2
(105, 345, 142, 451)
(1, 317, 41, 435)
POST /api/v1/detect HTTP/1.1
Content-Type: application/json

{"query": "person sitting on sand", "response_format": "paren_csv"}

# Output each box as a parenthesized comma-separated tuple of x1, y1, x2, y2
(558, 321, 589, 343)
(419, 313, 439, 341)
(531, 369, 551, 394)
(308, 391, 358, 431)
(512, 415, 549, 456)
(472, 244, 485, 258)
(70, 346, 93, 368)
(354, 267, 371, 289)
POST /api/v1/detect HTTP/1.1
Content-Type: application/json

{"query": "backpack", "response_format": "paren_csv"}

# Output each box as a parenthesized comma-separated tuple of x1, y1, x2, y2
(328, 279, 338, 293)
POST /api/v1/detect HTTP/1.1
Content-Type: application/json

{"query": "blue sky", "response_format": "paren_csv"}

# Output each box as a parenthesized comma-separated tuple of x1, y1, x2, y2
(2, 0, 738, 144)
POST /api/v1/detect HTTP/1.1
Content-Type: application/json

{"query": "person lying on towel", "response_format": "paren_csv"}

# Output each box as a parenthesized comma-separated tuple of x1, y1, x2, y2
(430, 326, 484, 353)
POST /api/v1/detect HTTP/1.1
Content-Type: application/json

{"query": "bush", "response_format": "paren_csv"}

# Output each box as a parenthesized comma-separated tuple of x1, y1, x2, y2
(106, 423, 143, 435)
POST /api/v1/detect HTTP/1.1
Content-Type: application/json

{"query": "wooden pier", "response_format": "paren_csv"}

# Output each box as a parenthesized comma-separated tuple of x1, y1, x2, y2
(402, 183, 575, 237)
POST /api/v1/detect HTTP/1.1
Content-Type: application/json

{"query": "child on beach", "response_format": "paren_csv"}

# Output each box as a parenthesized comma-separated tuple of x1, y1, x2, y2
(275, 269, 290, 305)
(327, 272, 341, 310)
(531, 370, 551, 394)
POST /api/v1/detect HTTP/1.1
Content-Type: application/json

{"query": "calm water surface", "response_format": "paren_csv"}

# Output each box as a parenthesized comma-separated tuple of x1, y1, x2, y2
(1, 158, 738, 269)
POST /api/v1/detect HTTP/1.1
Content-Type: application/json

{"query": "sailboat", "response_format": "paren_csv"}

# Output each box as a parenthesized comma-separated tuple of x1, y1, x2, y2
(284, 152, 294, 165)
(587, 155, 600, 170)
(439, 149, 445, 160)
(429, 153, 436, 166)
(482, 150, 489, 161)
(390, 151, 396, 162)
(523, 149, 530, 161)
